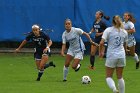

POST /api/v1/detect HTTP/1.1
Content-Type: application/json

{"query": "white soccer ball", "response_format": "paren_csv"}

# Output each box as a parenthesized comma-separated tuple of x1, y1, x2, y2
(81, 76, 91, 84)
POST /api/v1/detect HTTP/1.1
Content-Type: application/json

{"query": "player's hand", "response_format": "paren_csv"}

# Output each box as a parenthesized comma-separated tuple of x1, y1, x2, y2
(88, 32, 92, 35)
(90, 41, 99, 47)
(15, 48, 20, 52)
(43, 48, 49, 53)
(99, 52, 104, 58)
(125, 49, 130, 54)
(61, 51, 65, 57)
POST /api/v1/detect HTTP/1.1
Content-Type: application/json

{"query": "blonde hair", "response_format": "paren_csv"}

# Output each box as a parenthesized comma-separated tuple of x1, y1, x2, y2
(112, 15, 124, 30)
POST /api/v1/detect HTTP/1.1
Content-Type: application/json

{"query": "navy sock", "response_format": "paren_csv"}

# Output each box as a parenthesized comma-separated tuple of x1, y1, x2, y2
(37, 70, 44, 78)
(90, 55, 95, 67)
(44, 63, 50, 69)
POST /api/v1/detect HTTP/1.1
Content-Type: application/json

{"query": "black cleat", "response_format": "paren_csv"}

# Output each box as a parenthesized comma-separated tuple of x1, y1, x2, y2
(136, 61, 139, 69)
(36, 77, 40, 81)
(63, 79, 67, 82)
(75, 64, 81, 72)
(49, 61, 56, 67)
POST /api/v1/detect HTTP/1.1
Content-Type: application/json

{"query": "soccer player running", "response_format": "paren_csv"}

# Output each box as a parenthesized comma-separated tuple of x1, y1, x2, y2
(88, 10, 110, 70)
(99, 15, 128, 93)
(15, 24, 55, 81)
(61, 19, 97, 82)
(123, 12, 140, 69)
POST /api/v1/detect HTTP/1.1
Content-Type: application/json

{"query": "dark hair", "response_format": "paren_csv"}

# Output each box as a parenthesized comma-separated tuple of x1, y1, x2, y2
(125, 12, 136, 23)
(98, 10, 110, 20)
(65, 18, 72, 23)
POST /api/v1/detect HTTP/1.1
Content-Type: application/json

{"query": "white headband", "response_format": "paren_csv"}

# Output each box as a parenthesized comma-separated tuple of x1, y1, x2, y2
(32, 25, 39, 29)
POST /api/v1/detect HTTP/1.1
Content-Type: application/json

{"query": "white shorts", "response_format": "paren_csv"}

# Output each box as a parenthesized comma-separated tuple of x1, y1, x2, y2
(105, 58, 126, 68)
(67, 50, 84, 60)
(128, 40, 136, 47)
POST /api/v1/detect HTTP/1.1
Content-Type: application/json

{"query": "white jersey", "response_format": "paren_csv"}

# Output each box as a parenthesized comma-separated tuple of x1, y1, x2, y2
(123, 21, 136, 46)
(102, 27, 128, 59)
(62, 27, 85, 52)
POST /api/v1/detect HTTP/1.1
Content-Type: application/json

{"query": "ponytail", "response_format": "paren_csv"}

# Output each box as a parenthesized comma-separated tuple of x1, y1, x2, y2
(98, 10, 110, 21)
(112, 15, 123, 30)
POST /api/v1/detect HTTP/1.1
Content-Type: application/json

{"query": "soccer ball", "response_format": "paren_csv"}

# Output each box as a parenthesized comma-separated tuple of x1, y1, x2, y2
(81, 76, 91, 84)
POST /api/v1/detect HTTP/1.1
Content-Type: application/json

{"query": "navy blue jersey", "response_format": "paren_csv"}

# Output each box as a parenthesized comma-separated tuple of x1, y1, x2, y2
(25, 31, 50, 50)
(92, 19, 107, 43)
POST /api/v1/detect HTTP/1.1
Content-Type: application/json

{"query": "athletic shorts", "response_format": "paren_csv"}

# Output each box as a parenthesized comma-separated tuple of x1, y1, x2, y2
(67, 49, 84, 60)
(127, 40, 136, 47)
(105, 58, 126, 68)
(34, 48, 50, 61)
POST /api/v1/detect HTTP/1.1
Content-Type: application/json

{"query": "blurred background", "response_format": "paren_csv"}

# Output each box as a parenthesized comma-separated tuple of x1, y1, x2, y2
(0, 0, 140, 54)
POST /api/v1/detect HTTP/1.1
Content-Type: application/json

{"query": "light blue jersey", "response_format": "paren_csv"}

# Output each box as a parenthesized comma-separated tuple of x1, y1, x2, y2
(102, 27, 128, 59)
(62, 27, 85, 53)
(123, 21, 136, 47)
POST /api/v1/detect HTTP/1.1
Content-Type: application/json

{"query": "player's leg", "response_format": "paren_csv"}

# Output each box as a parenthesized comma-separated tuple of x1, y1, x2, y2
(116, 67, 125, 93)
(36, 54, 48, 81)
(72, 51, 83, 72)
(105, 59, 118, 93)
(128, 45, 140, 69)
(63, 54, 73, 81)
(89, 45, 97, 69)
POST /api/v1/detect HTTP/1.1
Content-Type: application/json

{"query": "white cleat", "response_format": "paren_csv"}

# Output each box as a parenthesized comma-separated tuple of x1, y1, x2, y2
(113, 89, 119, 93)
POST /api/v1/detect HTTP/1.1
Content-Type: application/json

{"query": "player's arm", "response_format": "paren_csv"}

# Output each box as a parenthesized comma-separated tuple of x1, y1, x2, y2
(61, 44, 66, 57)
(82, 32, 98, 46)
(126, 28, 135, 34)
(44, 39, 52, 53)
(89, 28, 94, 35)
(15, 40, 27, 52)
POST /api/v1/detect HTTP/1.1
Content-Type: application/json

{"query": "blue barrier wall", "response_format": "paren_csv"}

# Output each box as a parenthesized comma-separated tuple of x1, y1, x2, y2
(0, 0, 140, 42)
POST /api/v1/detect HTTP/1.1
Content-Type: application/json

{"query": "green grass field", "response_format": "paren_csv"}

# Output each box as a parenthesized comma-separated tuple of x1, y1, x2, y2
(0, 53, 140, 93)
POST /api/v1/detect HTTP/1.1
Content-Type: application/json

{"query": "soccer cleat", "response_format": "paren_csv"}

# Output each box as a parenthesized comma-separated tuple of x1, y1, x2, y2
(75, 64, 81, 72)
(136, 61, 139, 69)
(113, 89, 119, 93)
(49, 61, 56, 67)
(63, 79, 67, 82)
(36, 77, 40, 81)
(88, 66, 95, 70)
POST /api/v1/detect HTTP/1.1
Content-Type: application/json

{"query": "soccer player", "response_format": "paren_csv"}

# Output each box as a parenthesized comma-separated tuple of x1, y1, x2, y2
(61, 18, 97, 82)
(123, 12, 140, 69)
(99, 15, 128, 93)
(88, 10, 110, 70)
(15, 24, 55, 81)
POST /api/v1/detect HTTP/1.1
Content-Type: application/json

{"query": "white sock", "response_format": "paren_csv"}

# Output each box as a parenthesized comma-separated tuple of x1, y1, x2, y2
(133, 53, 139, 63)
(118, 78, 125, 93)
(106, 77, 117, 92)
(76, 64, 80, 70)
(63, 66, 69, 80)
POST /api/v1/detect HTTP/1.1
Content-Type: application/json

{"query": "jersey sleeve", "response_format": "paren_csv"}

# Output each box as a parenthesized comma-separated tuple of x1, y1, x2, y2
(129, 22, 135, 29)
(102, 28, 109, 41)
(25, 34, 31, 41)
(45, 34, 51, 41)
(75, 28, 84, 35)
(62, 32, 66, 44)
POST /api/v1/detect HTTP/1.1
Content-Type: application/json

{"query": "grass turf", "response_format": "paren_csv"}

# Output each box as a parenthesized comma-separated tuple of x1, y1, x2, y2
(0, 53, 140, 93)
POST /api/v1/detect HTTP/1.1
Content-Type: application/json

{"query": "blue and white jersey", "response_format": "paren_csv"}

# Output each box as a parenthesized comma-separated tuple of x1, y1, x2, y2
(123, 21, 136, 44)
(62, 27, 85, 52)
(102, 27, 128, 59)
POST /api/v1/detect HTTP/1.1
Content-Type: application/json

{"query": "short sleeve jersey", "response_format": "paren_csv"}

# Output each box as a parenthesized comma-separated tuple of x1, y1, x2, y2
(62, 27, 85, 52)
(102, 27, 128, 59)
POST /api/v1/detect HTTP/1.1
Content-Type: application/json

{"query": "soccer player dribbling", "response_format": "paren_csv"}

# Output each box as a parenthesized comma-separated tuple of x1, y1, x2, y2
(15, 24, 55, 81)
(61, 19, 97, 82)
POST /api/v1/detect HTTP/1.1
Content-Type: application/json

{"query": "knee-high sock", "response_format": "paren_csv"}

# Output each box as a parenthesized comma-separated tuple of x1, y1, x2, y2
(106, 77, 117, 92)
(133, 53, 139, 63)
(63, 66, 69, 80)
(38, 70, 44, 78)
(90, 55, 95, 67)
(118, 78, 125, 93)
